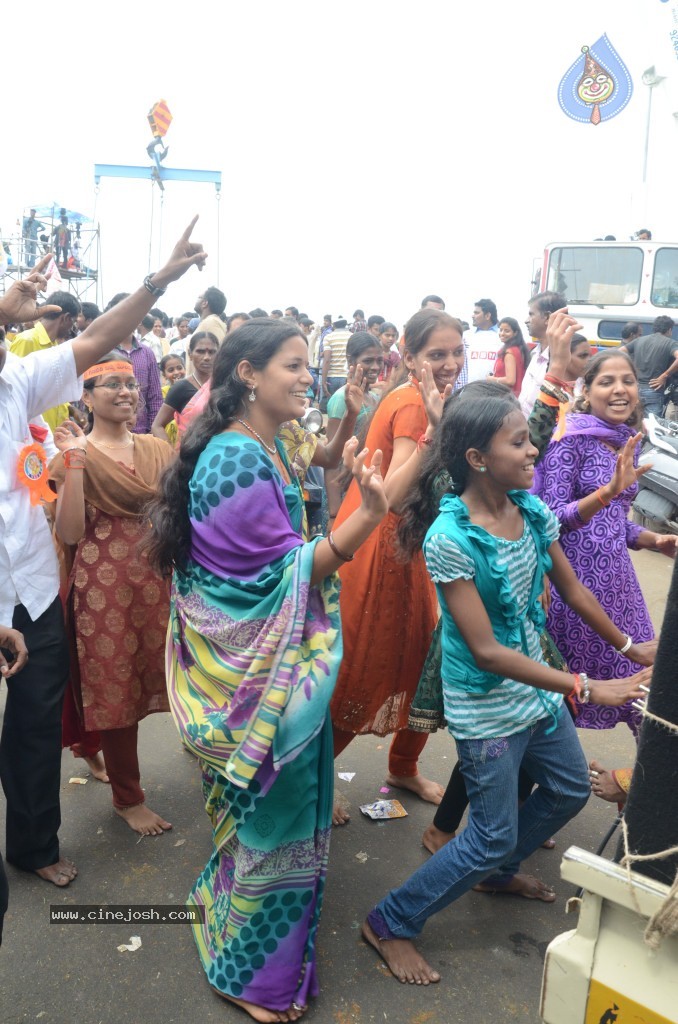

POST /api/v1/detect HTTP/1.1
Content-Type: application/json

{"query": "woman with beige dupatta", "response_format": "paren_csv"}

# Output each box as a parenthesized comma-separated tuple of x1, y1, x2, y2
(49, 355, 175, 836)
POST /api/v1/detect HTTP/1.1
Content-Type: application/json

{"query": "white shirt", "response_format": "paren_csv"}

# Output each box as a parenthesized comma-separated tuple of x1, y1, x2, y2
(463, 325, 501, 384)
(142, 332, 166, 363)
(518, 344, 550, 418)
(0, 342, 81, 624)
(169, 336, 190, 359)
(306, 325, 321, 367)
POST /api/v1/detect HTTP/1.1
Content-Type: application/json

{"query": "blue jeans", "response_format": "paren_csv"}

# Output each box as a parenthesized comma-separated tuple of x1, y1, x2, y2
(639, 386, 665, 417)
(370, 706, 589, 939)
(319, 376, 346, 413)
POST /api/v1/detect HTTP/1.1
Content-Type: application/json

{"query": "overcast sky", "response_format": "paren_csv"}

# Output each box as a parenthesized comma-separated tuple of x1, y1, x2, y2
(3, 0, 678, 330)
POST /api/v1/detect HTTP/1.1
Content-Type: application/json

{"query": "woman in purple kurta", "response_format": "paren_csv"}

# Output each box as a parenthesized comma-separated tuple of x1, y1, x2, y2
(536, 351, 675, 734)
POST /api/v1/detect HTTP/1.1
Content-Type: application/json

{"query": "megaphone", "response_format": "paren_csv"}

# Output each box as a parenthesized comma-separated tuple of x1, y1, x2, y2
(300, 407, 323, 434)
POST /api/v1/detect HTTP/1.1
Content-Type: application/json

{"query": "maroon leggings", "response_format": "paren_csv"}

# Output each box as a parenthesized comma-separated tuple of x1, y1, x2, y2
(99, 725, 144, 809)
(332, 725, 428, 778)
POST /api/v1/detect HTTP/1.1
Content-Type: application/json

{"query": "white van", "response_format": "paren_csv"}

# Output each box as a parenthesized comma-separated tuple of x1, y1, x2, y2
(536, 240, 678, 347)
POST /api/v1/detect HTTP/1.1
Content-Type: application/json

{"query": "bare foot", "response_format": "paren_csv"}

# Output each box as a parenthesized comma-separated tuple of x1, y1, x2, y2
(84, 753, 109, 783)
(211, 985, 306, 1021)
(422, 824, 455, 855)
(35, 857, 78, 887)
(589, 760, 627, 804)
(361, 920, 441, 985)
(332, 790, 350, 827)
(385, 772, 444, 805)
(114, 803, 172, 836)
(473, 873, 556, 902)
(541, 838, 556, 850)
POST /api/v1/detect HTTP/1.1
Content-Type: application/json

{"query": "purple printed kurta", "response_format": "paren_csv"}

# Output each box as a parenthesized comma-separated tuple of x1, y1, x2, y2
(536, 416, 652, 734)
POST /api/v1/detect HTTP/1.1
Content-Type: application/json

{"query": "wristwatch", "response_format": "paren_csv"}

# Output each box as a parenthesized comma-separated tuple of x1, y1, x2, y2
(143, 274, 166, 298)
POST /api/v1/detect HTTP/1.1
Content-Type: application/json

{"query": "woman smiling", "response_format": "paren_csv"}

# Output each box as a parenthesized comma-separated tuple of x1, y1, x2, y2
(49, 355, 175, 836)
(536, 350, 672, 736)
(330, 309, 466, 817)
(145, 318, 387, 1021)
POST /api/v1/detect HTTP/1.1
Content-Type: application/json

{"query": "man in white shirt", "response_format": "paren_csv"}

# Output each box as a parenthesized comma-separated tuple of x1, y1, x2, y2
(0, 222, 206, 892)
(518, 291, 566, 417)
(463, 298, 501, 384)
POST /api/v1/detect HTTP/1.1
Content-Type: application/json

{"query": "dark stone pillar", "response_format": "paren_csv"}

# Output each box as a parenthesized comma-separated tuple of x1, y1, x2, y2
(623, 560, 678, 885)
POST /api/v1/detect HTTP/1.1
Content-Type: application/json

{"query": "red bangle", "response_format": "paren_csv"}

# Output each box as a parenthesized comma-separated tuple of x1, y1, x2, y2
(566, 673, 582, 715)
(328, 531, 354, 562)
(64, 448, 87, 469)
(544, 373, 574, 390)
(595, 487, 610, 509)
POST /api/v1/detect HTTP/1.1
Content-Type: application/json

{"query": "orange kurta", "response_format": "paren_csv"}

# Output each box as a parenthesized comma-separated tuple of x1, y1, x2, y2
(330, 382, 438, 736)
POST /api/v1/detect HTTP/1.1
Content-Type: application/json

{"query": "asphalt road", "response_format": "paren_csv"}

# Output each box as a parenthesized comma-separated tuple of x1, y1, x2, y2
(0, 550, 672, 1024)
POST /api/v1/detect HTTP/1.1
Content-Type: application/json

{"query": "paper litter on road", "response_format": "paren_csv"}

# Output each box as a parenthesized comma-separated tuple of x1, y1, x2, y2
(379, 786, 390, 794)
(68, 777, 88, 785)
(173, 839, 186, 847)
(117, 936, 142, 953)
(359, 800, 408, 820)
(355, 851, 369, 863)
(337, 772, 355, 782)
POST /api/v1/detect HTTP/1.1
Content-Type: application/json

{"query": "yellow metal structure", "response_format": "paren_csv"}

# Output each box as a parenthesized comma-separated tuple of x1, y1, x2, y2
(585, 978, 673, 1023)
(540, 847, 678, 1024)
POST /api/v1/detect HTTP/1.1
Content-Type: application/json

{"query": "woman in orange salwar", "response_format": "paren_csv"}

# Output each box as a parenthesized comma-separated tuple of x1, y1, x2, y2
(331, 309, 466, 821)
(49, 355, 175, 836)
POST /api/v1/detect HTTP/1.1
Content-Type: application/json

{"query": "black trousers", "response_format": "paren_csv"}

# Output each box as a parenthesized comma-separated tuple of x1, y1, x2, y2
(0, 598, 69, 870)
(434, 760, 535, 833)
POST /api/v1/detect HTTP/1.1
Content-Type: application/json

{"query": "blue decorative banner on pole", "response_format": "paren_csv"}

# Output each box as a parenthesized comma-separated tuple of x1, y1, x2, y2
(558, 34, 633, 124)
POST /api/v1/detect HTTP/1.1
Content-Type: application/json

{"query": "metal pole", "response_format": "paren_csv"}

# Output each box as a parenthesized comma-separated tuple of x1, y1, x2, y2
(148, 183, 154, 275)
(216, 190, 221, 288)
(642, 84, 652, 186)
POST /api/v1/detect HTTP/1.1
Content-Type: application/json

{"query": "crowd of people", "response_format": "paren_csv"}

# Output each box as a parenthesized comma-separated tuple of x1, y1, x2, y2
(1, 221, 675, 1023)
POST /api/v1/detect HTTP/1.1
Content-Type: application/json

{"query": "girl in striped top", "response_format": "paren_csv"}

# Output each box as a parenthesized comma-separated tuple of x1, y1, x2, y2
(361, 379, 655, 986)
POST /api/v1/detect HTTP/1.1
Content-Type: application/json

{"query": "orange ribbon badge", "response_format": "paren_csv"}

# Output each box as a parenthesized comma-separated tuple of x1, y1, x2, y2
(16, 443, 57, 505)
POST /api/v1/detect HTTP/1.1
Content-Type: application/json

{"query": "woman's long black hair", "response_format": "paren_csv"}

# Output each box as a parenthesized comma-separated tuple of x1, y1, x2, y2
(397, 380, 519, 557)
(145, 317, 305, 577)
(346, 330, 381, 364)
(497, 317, 530, 369)
(334, 308, 465, 492)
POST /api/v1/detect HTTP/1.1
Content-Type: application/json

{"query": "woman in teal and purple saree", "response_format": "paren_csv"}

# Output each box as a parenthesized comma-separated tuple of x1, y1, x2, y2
(167, 429, 341, 1015)
(147, 319, 387, 1021)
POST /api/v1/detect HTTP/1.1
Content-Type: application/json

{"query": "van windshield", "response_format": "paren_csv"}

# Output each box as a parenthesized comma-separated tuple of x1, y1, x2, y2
(546, 246, 643, 306)
(652, 248, 678, 308)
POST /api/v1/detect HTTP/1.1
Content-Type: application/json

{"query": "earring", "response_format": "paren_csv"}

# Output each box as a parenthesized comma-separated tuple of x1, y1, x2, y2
(582, 398, 590, 411)
(478, 466, 487, 473)
(248, 386, 256, 403)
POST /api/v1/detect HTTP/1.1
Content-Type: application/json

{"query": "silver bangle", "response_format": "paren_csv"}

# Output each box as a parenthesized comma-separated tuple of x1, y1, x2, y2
(617, 635, 633, 655)
(580, 673, 591, 704)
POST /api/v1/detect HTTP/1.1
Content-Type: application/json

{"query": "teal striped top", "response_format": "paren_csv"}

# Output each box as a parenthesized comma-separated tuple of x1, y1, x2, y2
(426, 515, 562, 740)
